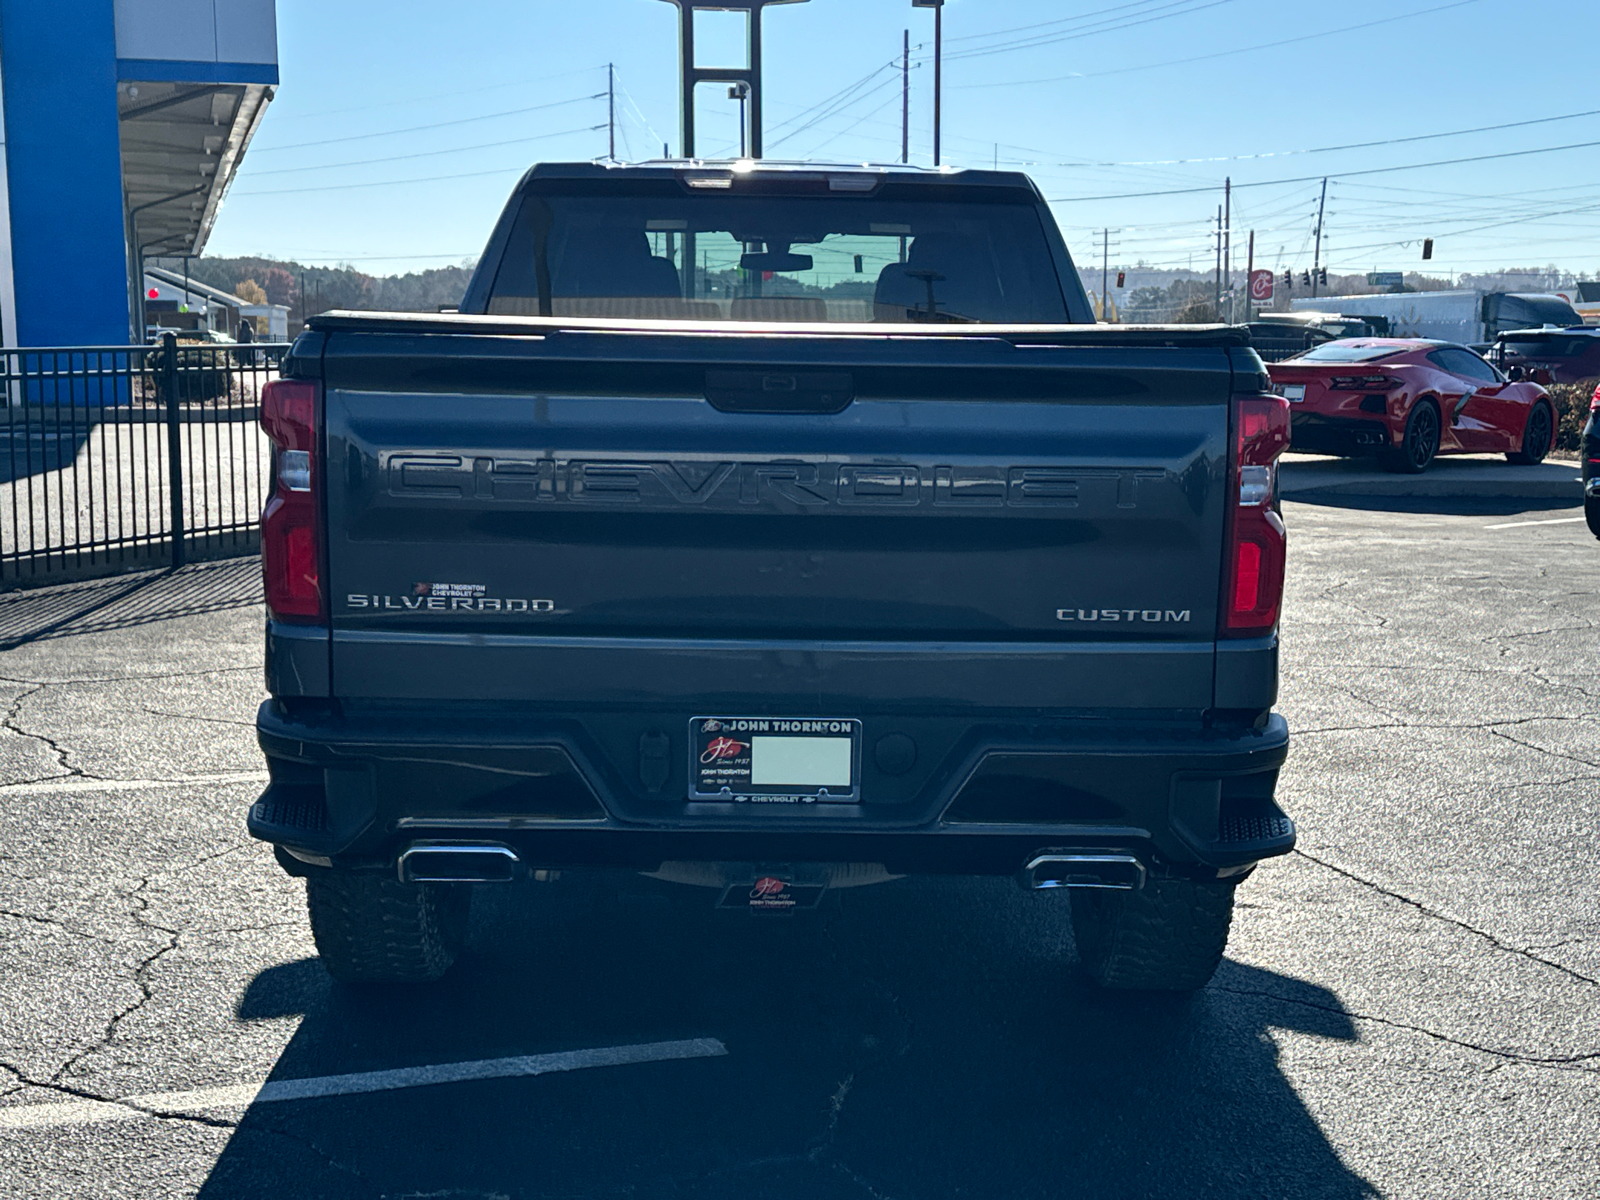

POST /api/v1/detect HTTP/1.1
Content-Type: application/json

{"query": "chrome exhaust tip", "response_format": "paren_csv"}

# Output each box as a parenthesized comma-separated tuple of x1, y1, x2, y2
(1025, 853, 1145, 891)
(398, 842, 520, 884)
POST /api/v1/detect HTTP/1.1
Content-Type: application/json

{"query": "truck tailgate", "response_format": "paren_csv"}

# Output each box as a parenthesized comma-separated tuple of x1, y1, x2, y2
(318, 323, 1235, 713)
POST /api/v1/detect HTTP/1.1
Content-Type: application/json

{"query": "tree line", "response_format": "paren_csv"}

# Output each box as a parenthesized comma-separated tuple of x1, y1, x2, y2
(148, 256, 477, 324)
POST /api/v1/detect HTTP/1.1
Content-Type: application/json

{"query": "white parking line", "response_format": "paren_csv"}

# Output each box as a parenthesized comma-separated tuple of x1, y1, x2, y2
(0, 771, 269, 797)
(0, 1038, 728, 1131)
(1483, 516, 1587, 530)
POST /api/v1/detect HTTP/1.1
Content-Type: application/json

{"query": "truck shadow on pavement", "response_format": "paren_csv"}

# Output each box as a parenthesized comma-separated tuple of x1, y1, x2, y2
(200, 873, 1379, 1199)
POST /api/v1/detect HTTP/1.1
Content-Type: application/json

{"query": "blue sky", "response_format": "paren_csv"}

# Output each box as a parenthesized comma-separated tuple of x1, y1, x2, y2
(209, 0, 1600, 282)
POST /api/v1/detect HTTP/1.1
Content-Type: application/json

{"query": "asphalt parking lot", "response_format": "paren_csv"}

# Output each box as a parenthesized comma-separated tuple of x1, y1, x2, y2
(0, 494, 1595, 1199)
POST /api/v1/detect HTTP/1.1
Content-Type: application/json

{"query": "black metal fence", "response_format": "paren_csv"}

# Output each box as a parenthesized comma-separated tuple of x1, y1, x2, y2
(0, 335, 291, 586)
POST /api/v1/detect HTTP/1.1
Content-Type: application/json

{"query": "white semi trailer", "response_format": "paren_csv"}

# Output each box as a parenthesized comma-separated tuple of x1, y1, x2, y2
(1290, 290, 1580, 346)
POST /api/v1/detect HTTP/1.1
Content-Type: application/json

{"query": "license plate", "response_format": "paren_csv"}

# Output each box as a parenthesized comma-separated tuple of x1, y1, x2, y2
(1279, 384, 1306, 402)
(689, 717, 861, 803)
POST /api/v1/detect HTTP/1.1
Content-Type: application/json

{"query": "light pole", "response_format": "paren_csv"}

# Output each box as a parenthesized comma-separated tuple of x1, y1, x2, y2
(727, 81, 751, 157)
(912, 0, 943, 165)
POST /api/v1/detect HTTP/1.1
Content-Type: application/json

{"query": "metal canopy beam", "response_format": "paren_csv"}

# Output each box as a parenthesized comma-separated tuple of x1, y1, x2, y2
(118, 85, 224, 122)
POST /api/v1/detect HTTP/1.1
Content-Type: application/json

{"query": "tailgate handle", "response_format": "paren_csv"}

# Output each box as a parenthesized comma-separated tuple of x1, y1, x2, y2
(705, 370, 854, 414)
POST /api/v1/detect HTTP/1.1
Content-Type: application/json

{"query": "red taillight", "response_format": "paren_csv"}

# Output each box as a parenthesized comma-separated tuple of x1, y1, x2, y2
(1328, 374, 1400, 391)
(260, 380, 323, 623)
(1231, 541, 1263, 612)
(1590, 385, 1600, 413)
(1223, 395, 1289, 637)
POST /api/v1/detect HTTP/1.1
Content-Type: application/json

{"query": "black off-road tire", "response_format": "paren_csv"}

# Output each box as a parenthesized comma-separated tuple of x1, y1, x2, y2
(305, 872, 470, 984)
(1586, 494, 1600, 540)
(1070, 875, 1236, 991)
(1381, 400, 1440, 474)
(1507, 402, 1554, 465)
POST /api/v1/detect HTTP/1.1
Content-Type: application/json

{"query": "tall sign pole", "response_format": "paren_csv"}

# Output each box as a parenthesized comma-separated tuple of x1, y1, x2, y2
(913, 0, 943, 166)
(1245, 229, 1255, 322)
(657, 0, 811, 159)
(934, 0, 942, 166)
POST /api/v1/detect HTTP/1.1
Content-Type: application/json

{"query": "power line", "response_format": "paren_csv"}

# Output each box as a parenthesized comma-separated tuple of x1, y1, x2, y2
(232, 125, 607, 196)
(772, 73, 908, 153)
(942, 0, 1238, 63)
(955, 0, 1483, 88)
(1004, 106, 1600, 171)
(248, 93, 606, 154)
(799, 89, 908, 159)
(611, 70, 666, 156)
(264, 65, 607, 123)
(943, 0, 1192, 44)
(235, 165, 527, 198)
(765, 58, 906, 148)
(1048, 136, 1600, 202)
(248, 128, 617, 176)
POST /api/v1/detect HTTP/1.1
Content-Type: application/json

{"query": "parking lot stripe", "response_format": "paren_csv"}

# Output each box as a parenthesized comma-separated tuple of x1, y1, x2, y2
(0, 771, 269, 797)
(0, 1038, 728, 1131)
(1483, 516, 1587, 530)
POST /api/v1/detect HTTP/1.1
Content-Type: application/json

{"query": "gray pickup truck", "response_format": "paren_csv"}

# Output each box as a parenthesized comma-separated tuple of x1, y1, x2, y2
(249, 161, 1293, 991)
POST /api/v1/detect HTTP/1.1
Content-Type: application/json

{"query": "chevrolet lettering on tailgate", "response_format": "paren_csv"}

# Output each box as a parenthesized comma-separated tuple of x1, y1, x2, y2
(385, 457, 1171, 511)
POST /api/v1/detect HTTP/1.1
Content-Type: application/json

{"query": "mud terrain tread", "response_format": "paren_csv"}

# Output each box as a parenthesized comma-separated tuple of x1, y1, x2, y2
(1070, 876, 1236, 991)
(305, 873, 469, 984)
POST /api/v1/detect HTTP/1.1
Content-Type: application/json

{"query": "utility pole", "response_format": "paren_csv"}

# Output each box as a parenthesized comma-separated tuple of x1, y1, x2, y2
(1102, 228, 1110, 322)
(901, 29, 909, 164)
(1311, 176, 1328, 299)
(1214, 206, 1222, 307)
(1223, 177, 1231, 323)
(608, 62, 615, 160)
(1245, 229, 1255, 322)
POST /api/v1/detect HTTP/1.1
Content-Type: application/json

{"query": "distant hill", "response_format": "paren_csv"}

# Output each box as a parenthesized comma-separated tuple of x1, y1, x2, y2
(149, 256, 477, 323)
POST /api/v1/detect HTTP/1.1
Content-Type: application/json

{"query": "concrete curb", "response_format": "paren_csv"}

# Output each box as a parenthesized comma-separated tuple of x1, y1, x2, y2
(1279, 454, 1583, 500)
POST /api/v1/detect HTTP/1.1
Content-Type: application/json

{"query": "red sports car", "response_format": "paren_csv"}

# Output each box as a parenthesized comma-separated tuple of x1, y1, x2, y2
(1267, 338, 1555, 473)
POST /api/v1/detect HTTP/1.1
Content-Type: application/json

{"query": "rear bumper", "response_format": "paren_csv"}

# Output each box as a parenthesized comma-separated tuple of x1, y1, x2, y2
(1289, 411, 1395, 456)
(251, 702, 1293, 879)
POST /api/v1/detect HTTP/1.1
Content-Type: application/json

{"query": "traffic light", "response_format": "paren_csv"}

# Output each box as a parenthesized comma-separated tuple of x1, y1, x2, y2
(1422, 238, 1433, 260)
(1318, 267, 1328, 286)
(1301, 271, 1311, 287)
(1116, 270, 1125, 288)
(1283, 270, 1292, 289)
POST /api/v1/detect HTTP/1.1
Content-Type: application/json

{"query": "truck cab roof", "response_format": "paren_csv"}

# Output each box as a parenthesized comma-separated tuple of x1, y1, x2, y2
(507, 159, 1051, 203)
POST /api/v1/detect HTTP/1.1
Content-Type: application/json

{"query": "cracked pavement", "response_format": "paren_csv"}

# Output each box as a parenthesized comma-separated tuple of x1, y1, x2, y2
(0, 508, 1596, 1198)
